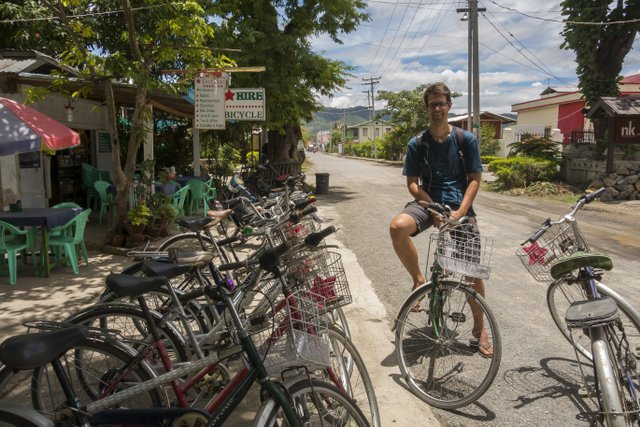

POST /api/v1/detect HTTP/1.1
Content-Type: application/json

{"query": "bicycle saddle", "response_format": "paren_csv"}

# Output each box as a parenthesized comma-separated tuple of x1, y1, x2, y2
(549, 251, 613, 280)
(106, 273, 170, 298)
(0, 325, 88, 370)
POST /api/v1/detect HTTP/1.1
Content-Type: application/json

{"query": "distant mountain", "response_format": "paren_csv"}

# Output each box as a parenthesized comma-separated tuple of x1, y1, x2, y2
(304, 106, 390, 139)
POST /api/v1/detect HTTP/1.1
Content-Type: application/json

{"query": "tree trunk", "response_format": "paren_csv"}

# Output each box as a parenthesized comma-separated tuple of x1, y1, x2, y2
(268, 125, 306, 164)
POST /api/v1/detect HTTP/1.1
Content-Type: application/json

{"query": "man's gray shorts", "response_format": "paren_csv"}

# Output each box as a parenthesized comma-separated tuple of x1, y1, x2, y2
(402, 200, 477, 237)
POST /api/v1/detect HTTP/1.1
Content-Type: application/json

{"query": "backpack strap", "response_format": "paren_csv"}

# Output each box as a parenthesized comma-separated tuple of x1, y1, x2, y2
(453, 126, 467, 178)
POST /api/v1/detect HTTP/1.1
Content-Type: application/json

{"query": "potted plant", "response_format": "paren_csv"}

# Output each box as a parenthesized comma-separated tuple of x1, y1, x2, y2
(149, 192, 176, 237)
(125, 201, 152, 246)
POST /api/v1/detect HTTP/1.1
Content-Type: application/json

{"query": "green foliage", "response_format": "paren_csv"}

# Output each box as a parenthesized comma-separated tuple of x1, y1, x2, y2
(482, 156, 501, 166)
(246, 150, 260, 165)
(210, 0, 369, 133)
(479, 123, 501, 156)
(507, 134, 561, 163)
(149, 192, 177, 221)
(490, 157, 559, 189)
(560, 0, 639, 110)
(127, 202, 152, 226)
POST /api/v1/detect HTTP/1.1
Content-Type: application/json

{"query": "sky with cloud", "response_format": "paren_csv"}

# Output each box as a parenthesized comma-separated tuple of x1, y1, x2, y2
(310, 0, 640, 116)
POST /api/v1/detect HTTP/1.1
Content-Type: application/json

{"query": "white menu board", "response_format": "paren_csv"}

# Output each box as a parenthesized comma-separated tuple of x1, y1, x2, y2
(194, 73, 227, 129)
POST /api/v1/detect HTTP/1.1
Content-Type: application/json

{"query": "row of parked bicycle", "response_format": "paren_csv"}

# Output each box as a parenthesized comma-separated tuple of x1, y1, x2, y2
(0, 174, 381, 426)
(1, 168, 640, 426)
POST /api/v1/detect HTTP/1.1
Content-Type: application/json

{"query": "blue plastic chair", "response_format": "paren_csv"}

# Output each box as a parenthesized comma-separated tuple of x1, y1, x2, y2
(0, 220, 38, 285)
(46, 209, 91, 274)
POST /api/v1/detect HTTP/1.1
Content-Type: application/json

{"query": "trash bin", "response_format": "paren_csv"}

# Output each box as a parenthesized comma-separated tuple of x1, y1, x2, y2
(315, 173, 330, 194)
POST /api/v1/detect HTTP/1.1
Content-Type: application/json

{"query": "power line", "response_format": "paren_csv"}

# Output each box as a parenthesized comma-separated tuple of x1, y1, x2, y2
(486, 0, 640, 25)
(480, 10, 576, 88)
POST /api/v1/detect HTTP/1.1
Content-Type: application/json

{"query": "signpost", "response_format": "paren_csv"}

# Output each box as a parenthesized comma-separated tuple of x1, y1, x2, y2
(194, 74, 227, 129)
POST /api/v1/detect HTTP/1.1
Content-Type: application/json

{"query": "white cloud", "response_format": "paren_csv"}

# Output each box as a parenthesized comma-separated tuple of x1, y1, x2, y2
(312, 1, 639, 115)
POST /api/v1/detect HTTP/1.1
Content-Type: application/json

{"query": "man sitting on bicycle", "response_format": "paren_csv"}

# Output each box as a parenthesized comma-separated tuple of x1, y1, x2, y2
(389, 82, 492, 357)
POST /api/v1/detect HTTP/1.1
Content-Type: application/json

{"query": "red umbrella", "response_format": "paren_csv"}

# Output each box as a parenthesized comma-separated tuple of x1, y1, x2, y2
(0, 97, 81, 209)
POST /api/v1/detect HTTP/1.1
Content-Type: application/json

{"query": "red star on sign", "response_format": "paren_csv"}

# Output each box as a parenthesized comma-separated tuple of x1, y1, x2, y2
(225, 90, 235, 101)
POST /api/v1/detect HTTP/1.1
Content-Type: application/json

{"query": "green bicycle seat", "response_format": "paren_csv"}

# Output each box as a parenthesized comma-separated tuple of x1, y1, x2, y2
(549, 251, 613, 280)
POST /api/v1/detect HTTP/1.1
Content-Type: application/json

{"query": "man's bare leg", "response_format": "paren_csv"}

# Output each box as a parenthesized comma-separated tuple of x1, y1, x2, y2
(390, 213, 425, 289)
(469, 278, 492, 356)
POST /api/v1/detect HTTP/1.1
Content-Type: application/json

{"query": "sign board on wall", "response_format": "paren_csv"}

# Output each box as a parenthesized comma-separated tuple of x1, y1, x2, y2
(615, 118, 640, 144)
(224, 88, 265, 121)
(194, 73, 227, 129)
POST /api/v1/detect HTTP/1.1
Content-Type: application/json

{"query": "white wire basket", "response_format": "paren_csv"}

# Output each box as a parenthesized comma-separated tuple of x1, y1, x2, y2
(251, 289, 331, 376)
(516, 221, 588, 283)
(427, 225, 494, 280)
(285, 250, 352, 312)
(271, 216, 320, 247)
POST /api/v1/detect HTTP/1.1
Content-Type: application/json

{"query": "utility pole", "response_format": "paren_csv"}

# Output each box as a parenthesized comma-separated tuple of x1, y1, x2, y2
(457, 2, 485, 151)
(362, 76, 381, 159)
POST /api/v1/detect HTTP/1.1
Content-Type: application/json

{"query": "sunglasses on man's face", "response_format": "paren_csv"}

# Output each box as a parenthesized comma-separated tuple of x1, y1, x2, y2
(427, 102, 450, 110)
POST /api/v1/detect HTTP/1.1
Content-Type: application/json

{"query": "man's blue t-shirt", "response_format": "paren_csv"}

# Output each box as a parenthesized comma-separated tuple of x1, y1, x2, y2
(402, 128, 482, 206)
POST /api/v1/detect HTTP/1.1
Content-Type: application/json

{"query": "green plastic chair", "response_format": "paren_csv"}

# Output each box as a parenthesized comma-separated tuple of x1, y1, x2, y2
(94, 180, 114, 224)
(52, 202, 82, 209)
(171, 186, 190, 219)
(46, 209, 91, 274)
(186, 179, 217, 216)
(0, 220, 38, 285)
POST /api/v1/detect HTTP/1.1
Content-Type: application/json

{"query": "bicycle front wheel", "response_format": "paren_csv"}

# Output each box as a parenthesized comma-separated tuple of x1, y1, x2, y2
(253, 378, 370, 426)
(321, 325, 380, 427)
(395, 280, 502, 409)
(547, 279, 640, 361)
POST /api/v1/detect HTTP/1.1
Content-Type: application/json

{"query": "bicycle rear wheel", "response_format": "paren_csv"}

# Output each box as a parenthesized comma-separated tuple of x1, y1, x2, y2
(253, 378, 370, 426)
(590, 325, 630, 427)
(547, 279, 640, 361)
(0, 401, 54, 427)
(0, 337, 164, 422)
(395, 280, 502, 409)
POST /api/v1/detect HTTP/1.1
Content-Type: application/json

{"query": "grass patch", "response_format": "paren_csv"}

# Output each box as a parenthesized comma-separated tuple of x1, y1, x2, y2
(483, 181, 582, 203)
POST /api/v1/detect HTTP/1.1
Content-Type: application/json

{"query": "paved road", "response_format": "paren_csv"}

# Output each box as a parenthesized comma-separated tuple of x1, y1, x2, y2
(306, 152, 640, 427)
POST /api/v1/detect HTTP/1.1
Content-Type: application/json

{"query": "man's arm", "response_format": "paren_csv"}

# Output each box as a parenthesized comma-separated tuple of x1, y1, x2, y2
(451, 172, 481, 220)
(406, 176, 433, 203)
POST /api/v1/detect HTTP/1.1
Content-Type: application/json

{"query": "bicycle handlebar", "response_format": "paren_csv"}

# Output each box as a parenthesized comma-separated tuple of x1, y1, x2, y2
(523, 188, 606, 244)
(304, 226, 336, 247)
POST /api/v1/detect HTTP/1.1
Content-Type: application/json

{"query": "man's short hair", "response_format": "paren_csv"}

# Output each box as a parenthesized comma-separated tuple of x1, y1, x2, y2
(423, 82, 452, 109)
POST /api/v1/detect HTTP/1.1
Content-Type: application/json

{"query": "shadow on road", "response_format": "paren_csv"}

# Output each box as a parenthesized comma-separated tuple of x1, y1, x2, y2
(313, 185, 357, 204)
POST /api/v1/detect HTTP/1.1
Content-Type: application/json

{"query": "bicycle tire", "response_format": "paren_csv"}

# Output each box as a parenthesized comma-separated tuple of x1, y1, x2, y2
(591, 326, 628, 427)
(64, 304, 190, 364)
(100, 287, 212, 342)
(158, 232, 231, 262)
(253, 378, 370, 426)
(547, 279, 640, 361)
(0, 337, 164, 422)
(322, 325, 380, 427)
(395, 280, 502, 409)
(0, 401, 54, 427)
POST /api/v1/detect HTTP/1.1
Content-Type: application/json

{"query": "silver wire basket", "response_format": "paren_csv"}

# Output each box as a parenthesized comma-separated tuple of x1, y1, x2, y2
(285, 250, 352, 312)
(427, 225, 494, 280)
(516, 221, 588, 283)
(251, 289, 331, 376)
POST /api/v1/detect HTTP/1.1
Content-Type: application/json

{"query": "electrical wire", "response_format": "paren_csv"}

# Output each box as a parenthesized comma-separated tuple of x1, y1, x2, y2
(480, 11, 577, 88)
(487, 0, 640, 25)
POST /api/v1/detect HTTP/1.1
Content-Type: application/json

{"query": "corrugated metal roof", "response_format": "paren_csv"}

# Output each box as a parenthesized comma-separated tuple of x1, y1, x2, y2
(0, 58, 38, 74)
(587, 96, 640, 118)
(621, 74, 640, 84)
